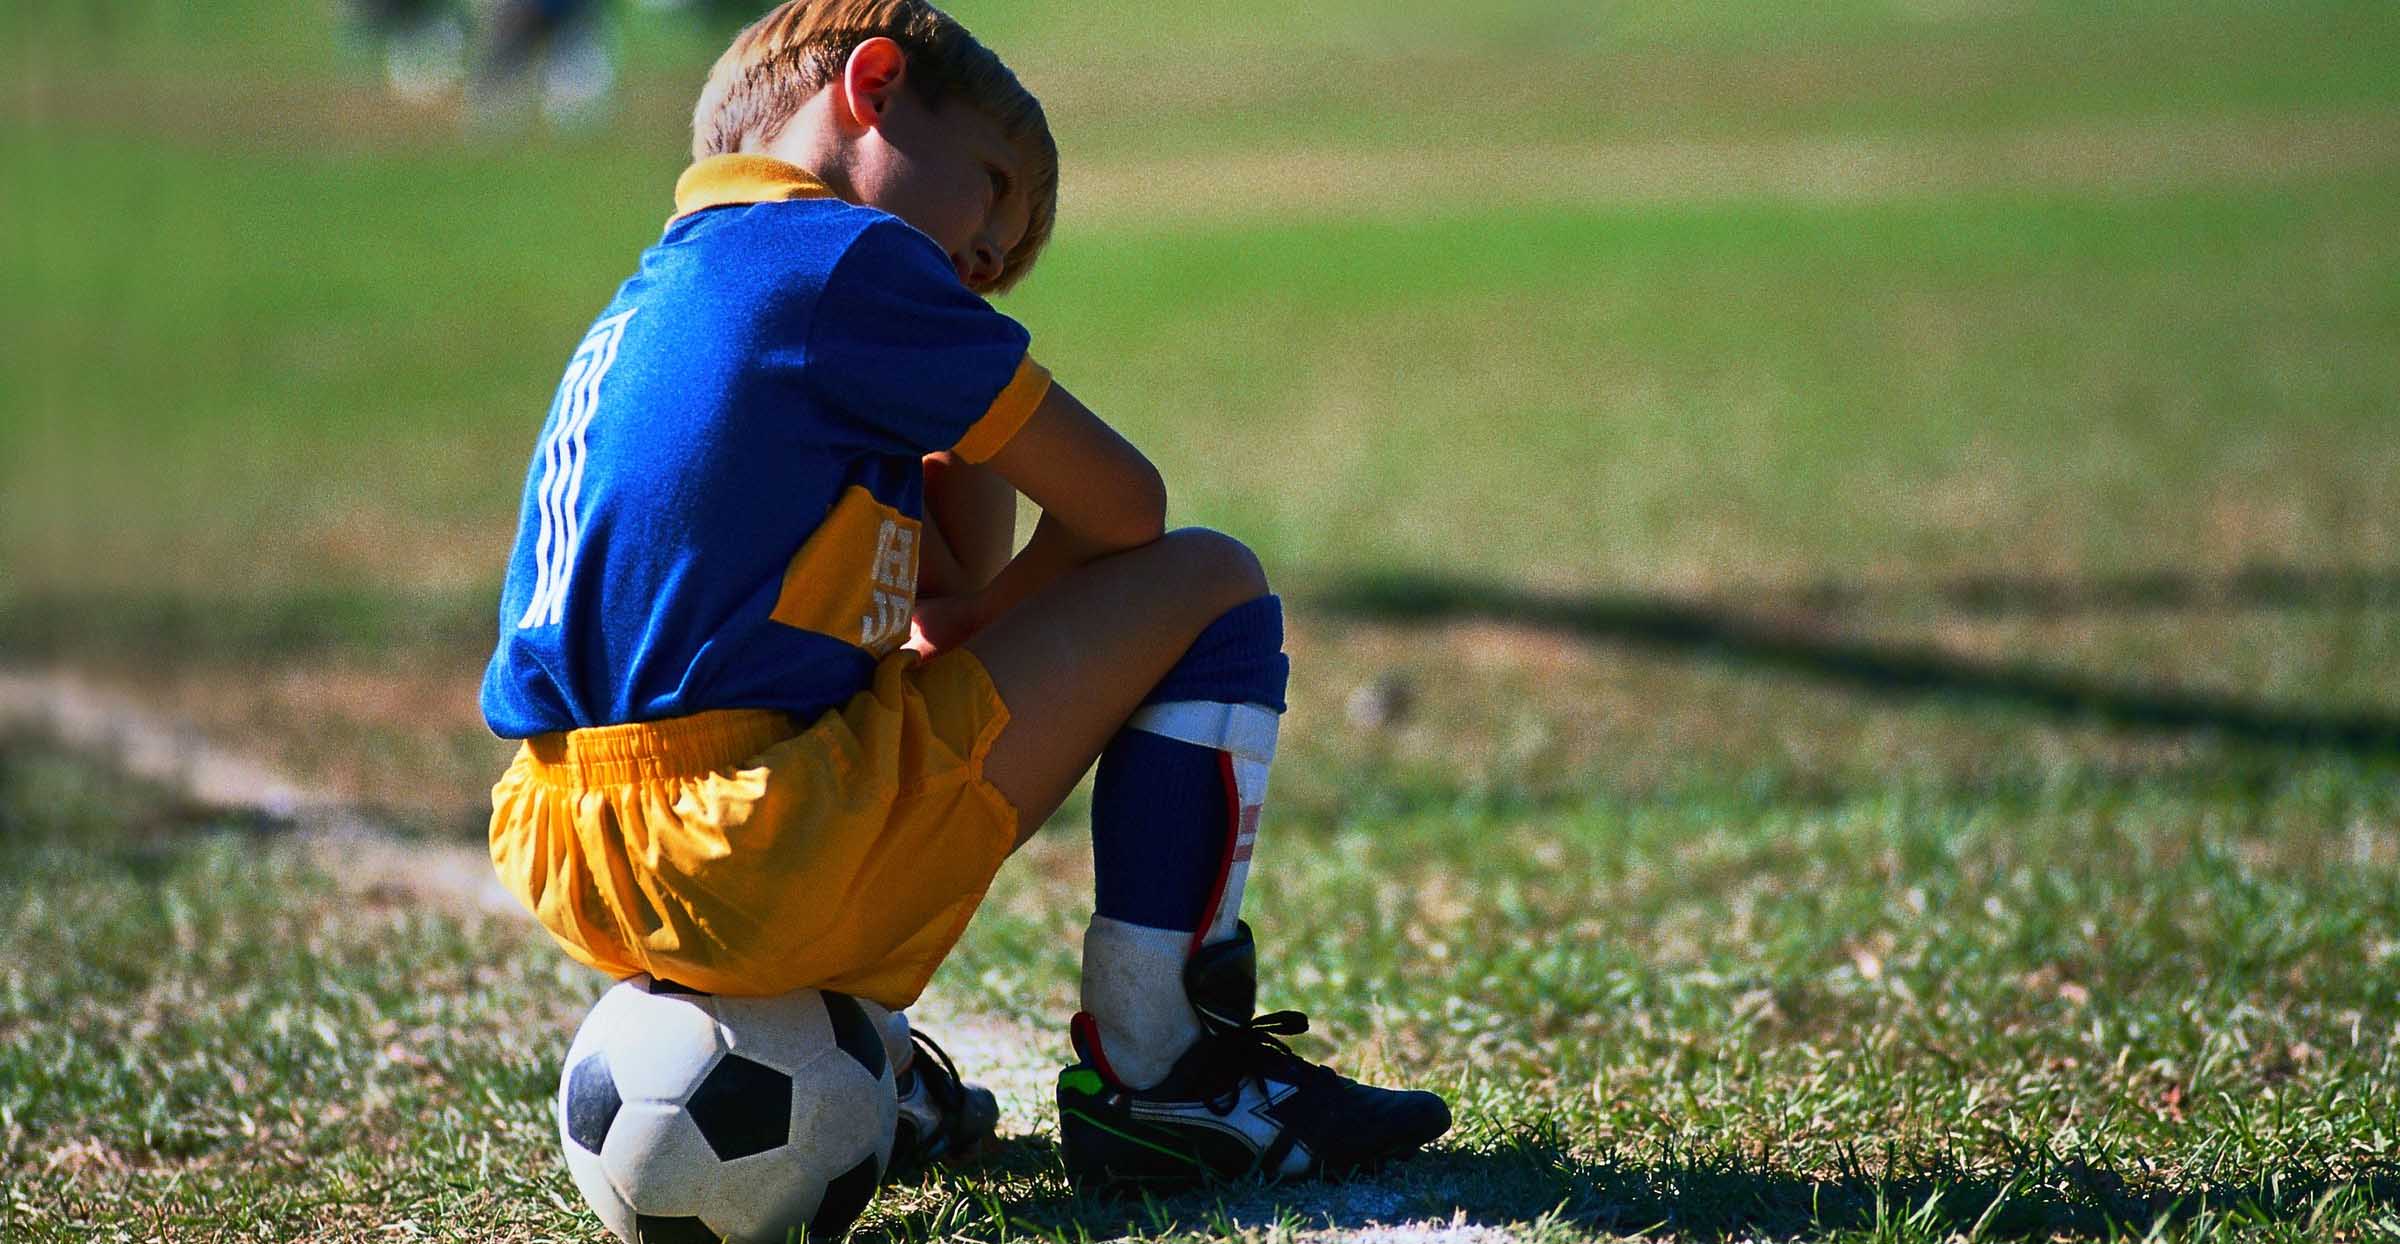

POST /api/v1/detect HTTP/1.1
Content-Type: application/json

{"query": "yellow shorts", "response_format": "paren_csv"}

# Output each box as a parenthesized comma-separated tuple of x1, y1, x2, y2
(488, 648, 1019, 1009)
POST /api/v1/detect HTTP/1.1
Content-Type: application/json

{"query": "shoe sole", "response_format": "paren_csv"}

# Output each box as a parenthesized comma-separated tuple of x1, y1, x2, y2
(1060, 1119, 1445, 1191)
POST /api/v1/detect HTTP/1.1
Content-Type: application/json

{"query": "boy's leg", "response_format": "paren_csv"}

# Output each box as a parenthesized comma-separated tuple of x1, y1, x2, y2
(967, 528, 1269, 833)
(864, 528, 1248, 1176)
(963, 528, 1449, 1184)
(1076, 591, 1284, 1085)
(963, 525, 1275, 1080)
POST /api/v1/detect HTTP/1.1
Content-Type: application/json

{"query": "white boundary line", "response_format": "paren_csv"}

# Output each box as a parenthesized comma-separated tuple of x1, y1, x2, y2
(0, 665, 519, 914)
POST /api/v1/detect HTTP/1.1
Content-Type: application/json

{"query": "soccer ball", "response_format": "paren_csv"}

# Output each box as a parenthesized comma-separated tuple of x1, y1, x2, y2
(557, 976, 900, 1243)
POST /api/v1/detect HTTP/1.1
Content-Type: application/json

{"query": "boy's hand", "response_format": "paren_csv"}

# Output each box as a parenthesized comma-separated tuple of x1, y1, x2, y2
(907, 591, 991, 659)
(921, 452, 1016, 595)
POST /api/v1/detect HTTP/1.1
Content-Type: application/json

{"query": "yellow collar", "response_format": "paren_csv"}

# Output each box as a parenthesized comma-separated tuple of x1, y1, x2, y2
(671, 154, 835, 222)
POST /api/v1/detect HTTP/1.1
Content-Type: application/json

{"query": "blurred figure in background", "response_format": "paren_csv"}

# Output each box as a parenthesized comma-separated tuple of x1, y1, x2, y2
(345, 0, 766, 128)
(344, 0, 469, 104)
(472, 0, 615, 128)
(642, 0, 772, 34)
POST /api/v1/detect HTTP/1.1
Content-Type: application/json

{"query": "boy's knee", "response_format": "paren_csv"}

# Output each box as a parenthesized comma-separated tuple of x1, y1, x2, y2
(1158, 527, 1269, 607)
(1145, 572, 1287, 712)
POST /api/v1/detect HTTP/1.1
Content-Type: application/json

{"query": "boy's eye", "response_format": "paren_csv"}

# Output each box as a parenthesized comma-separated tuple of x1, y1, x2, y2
(985, 166, 1011, 202)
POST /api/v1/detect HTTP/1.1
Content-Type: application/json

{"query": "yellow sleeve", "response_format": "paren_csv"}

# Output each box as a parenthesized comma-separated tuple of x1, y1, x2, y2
(952, 356, 1052, 464)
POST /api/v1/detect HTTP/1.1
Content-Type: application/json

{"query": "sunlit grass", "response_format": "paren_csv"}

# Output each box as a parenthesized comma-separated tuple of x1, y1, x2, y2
(10, 734, 2400, 1241)
(9, 140, 2396, 600)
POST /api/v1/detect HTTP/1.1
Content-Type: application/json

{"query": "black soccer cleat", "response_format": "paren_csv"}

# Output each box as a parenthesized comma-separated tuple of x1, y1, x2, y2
(1055, 924, 1450, 1187)
(888, 1027, 999, 1175)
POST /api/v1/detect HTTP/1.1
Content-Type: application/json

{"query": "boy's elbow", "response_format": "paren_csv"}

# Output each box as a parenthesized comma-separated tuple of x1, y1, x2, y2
(1108, 463, 1168, 548)
(1089, 463, 1161, 552)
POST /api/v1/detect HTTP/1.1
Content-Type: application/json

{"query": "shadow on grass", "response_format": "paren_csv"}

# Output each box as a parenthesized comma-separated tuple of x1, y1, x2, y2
(8, 564, 2390, 668)
(1314, 570, 2400, 757)
(0, 584, 496, 667)
(877, 1130, 2400, 1241)
(1793, 564, 2400, 621)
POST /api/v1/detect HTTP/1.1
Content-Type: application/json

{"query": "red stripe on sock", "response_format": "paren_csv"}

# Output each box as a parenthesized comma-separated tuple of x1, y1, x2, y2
(1190, 749, 1243, 956)
(1072, 1011, 1127, 1089)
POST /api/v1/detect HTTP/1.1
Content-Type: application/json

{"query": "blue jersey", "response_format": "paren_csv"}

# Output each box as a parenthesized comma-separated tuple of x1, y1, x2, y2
(481, 155, 1051, 739)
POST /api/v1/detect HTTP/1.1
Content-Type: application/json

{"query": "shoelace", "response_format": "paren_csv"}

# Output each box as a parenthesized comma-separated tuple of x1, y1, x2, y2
(1190, 1010, 1335, 1116)
(906, 1028, 968, 1119)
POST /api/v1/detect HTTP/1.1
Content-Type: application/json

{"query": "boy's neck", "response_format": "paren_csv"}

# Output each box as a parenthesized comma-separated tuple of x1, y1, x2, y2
(742, 92, 865, 206)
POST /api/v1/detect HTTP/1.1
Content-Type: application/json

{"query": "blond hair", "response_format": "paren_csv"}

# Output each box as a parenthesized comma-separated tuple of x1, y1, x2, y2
(692, 0, 1057, 292)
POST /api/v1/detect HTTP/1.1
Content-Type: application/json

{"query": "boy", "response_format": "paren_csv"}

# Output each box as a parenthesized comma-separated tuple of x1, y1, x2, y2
(481, 0, 1450, 1186)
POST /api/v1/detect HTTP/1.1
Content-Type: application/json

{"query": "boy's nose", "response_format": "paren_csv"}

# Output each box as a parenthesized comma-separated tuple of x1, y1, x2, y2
(957, 242, 1001, 290)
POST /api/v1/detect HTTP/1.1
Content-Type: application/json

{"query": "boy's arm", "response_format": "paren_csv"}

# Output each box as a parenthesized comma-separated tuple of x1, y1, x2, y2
(979, 380, 1165, 604)
(919, 451, 1016, 597)
(912, 381, 1164, 651)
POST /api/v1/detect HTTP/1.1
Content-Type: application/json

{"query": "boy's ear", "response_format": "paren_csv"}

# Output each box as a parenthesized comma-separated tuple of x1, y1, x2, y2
(838, 37, 908, 131)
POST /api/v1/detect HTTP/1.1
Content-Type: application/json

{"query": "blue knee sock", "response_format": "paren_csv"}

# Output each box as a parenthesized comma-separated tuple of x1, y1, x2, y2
(1090, 595, 1287, 934)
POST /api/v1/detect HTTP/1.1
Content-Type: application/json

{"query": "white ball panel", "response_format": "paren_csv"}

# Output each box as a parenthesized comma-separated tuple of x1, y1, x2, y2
(586, 976, 702, 1039)
(868, 1029, 898, 1159)
(599, 990, 724, 1103)
(553, 1068, 576, 1154)
(711, 989, 836, 1074)
(791, 1048, 898, 1173)
(560, 1134, 638, 1244)
(598, 1101, 718, 1217)
(872, 1053, 899, 1166)
(693, 1145, 822, 1244)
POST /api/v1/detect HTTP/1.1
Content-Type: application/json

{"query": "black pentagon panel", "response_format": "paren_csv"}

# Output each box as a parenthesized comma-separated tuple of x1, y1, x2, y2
(563, 1053, 621, 1153)
(633, 1213, 723, 1244)
(821, 992, 886, 1079)
(685, 1053, 793, 1161)
(810, 1153, 882, 1240)
(645, 976, 709, 996)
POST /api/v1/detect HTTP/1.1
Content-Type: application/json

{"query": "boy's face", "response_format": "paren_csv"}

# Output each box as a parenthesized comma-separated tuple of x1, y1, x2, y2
(848, 92, 1031, 295)
(761, 38, 1030, 294)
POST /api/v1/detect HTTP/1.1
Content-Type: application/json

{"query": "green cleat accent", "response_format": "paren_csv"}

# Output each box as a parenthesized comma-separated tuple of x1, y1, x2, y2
(1056, 925, 1449, 1189)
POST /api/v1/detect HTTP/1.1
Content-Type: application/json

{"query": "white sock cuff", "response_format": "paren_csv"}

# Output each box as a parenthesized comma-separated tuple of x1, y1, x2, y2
(1126, 700, 1280, 765)
(1080, 915, 1203, 1090)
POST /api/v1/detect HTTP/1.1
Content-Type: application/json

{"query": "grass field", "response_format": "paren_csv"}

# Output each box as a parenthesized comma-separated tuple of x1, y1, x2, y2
(5, 0, 2400, 1239)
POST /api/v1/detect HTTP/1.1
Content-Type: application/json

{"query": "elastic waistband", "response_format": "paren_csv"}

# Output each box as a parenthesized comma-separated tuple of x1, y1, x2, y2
(520, 709, 796, 788)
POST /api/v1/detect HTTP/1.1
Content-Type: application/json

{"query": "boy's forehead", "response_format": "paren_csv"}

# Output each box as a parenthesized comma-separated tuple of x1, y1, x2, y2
(949, 101, 1026, 166)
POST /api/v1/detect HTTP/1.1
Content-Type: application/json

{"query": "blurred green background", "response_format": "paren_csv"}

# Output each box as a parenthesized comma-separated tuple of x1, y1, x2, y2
(6, 0, 2397, 819)
(7, 0, 2400, 814)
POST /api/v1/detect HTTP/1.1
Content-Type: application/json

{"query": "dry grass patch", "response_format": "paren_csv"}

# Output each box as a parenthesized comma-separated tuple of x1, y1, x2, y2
(1065, 113, 2400, 224)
